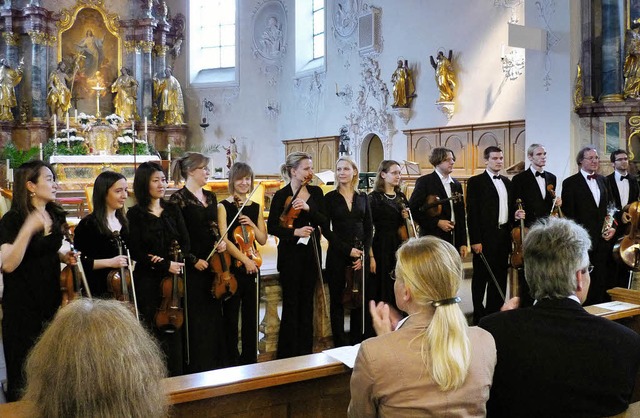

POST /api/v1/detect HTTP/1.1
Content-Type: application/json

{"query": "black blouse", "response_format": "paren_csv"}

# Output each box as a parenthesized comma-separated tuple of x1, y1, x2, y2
(323, 190, 373, 257)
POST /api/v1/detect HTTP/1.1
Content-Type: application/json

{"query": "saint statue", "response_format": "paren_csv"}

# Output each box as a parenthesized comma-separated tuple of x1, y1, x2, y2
(391, 59, 416, 108)
(0, 57, 23, 121)
(624, 19, 640, 99)
(111, 67, 139, 121)
(224, 137, 238, 169)
(260, 16, 283, 58)
(46, 61, 72, 119)
(153, 67, 184, 125)
(430, 50, 456, 102)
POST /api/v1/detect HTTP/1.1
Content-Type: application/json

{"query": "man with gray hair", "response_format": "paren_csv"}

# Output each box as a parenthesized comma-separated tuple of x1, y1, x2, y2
(479, 217, 640, 418)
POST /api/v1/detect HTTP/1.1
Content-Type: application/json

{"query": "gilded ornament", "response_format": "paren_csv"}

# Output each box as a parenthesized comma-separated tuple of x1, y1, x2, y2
(2, 32, 19, 47)
(154, 45, 170, 57)
(138, 40, 155, 54)
(573, 63, 583, 112)
(153, 67, 185, 125)
(124, 40, 138, 54)
(28, 31, 47, 45)
(390, 59, 416, 108)
(624, 18, 640, 99)
(0, 58, 24, 121)
(430, 50, 456, 103)
(627, 116, 640, 161)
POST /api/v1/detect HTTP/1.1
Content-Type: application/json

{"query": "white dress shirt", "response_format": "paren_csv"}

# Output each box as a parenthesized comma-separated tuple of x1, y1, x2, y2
(531, 166, 546, 199)
(436, 169, 455, 223)
(615, 171, 630, 208)
(486, 170, 508, 224)
(580, 169, 600, 206)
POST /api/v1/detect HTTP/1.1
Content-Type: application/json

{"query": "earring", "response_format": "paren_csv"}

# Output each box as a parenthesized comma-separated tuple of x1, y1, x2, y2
(29, 192, 36, 197)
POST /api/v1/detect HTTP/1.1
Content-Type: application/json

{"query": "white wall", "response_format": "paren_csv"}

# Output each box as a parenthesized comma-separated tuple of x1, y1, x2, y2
(172, 0, 529, 175)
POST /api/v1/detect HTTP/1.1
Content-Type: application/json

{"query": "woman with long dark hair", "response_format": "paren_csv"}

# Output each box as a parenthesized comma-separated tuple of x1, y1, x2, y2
(218, 162, 267, 365)
(170, 152, 228, 372)
(0, 160, 77, 401)
(127, 161, 188, 376)
(74, 171, 130, 297)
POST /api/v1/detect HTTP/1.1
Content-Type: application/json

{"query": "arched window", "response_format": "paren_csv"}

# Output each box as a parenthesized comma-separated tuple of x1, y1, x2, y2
(295, 0, 325, 76)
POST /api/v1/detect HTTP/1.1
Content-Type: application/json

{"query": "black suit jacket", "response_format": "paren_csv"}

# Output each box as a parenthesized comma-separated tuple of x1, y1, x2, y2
(408, 171, 466, 247)
(607, 172, 640, 210)
(466, 171, 512, 246)
(479, 298, 640, 418)
(562, 172, 611, 248)
(510, 168, 556, 227)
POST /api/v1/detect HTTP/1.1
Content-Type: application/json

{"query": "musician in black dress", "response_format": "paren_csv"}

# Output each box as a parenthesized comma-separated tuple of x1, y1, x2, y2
(267, 152, 326, 359)
(368, 160, 409, 309)
(0, 160, 77, 401)
(169, 152, 228, 372)
(127, 161, 188, 376)
(74, 171, 130, 298)
(218, 162, 267, 365)
(323, 157, 373, 345)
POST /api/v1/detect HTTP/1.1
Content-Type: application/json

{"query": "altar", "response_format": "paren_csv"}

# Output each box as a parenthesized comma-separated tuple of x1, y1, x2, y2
(50, 155, 160, 189)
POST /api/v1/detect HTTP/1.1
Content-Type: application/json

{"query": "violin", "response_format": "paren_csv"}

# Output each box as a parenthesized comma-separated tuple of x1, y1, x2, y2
(210, 250, 238, 300)
(155, 240, 184, 333)
(510, 199, 527, 269)
(342, 239, 364, 311)
(106, 231, 139, 318)
(547, 185, 564, 218)
(614, 201, 640, 269)
(60, 225, 91, 307)
(398, 202, 418, 242)
(422, 192, 464, 217)
(232, 195, 262, 269)
(279, 173, 313, 229)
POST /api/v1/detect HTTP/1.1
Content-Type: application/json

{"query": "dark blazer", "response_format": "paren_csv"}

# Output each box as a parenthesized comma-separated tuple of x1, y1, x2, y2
(607, 172, 640, 210)
(466, 171, 512, 245)
(408, 171, 466, 247)
(479, 298, 640, 418)
(562, 172, 611, 247)
(510, 168, 556, 227)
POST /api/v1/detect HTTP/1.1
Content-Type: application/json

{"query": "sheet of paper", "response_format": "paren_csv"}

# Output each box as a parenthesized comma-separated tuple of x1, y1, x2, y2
(323, 344, 361, 368)
(593, 301, 640, 312)
(314, 170, 335, 185)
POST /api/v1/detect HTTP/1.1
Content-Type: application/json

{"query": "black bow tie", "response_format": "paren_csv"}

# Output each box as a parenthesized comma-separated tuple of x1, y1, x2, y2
(621, 175, 629, 181)
(493, 175, 500, 180)
(535, 171, 544, 177)
(587, 174, 597, 180)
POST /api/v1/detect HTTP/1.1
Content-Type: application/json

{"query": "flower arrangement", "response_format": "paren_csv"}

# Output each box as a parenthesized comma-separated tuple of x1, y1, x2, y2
(116, 129, 149, 155)
(105, 113, 124, 127)
(46, 128, 89, 157)
(76, 112, 97, 131)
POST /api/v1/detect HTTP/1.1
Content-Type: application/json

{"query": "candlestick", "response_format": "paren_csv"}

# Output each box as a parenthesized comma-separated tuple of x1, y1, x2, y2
(39, 143, 43, 161)
(335, 82, 339, 95)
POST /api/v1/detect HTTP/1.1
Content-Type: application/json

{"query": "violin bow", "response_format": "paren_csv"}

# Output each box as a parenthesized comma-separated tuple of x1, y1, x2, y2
(205, 181, 263, 262)
(125, 245, 140, 321)
(478, 252, 506, 302)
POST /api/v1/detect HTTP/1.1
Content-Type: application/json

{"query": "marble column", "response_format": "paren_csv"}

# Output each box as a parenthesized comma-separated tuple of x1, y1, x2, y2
(139, 40, 155, 123)
(29, 30, 48, 120)
(581, 0, 594, 103)
(601, 0, 623, 101)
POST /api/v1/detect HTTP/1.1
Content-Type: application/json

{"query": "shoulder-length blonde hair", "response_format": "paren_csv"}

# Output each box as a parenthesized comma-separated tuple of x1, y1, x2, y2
(395, 236, 471, 391)
(23, 299, 168, 418)
(334, 156, 360, 192)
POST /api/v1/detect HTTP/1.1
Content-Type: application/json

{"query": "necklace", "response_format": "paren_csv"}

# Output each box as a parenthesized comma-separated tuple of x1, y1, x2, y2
(383, 192, 396, 200)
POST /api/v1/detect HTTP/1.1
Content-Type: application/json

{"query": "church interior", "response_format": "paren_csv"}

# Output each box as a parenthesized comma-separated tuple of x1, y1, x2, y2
(1, 0, 640, 416)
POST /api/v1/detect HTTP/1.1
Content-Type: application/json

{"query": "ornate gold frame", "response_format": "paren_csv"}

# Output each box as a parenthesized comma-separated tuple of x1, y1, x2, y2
(55, 0, 122, 71)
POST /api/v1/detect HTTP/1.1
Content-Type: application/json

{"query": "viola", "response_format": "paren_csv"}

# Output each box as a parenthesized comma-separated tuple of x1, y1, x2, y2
(106, 231, 138, 317)
(232, 195, 262, 269)
(422, 192, 464, 217)
(510, 198, 528, 269)
(614, 201, 640, 269)
(547, 185, 564, 218)
(155, 240, 184, 333)
(342, 239, 364, 311)
(397, 202, 418, 242)
(210, 250, 238, 300)
(60, 225, 91, 307)
(279, 173, 313, 229)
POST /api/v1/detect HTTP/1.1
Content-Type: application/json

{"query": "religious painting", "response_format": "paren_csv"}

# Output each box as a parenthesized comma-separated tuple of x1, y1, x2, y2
(629, 0, 640, 28)
(57, 2, 122, 117)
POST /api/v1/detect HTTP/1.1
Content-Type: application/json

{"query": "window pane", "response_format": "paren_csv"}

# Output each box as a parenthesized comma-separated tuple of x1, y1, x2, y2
(202, 26, 221, 47)
(220, 24, 235, 46)
(191, 0, 236, 71)
(201, 47, 221, 69)
(313, 0, 325, 12)
(220, 46, 235, 68)
(219, 1, 236, 23)
(313, 11, 325, 36)
(313, 33, 325, 58)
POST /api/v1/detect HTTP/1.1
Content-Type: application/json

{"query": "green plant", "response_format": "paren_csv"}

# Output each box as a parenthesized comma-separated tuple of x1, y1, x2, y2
(1, 141, 40, 168)
(118, 143, 149, 155)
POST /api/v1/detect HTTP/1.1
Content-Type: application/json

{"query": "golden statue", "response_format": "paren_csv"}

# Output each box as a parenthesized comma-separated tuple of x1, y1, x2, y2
(47, 61, 72, 119)
(624, 20, 640, 99)
(111, 67, 139, 121)
(0, 57, 23, 121)
(153, 67, 184, 125)
(430, 50, 456, 102)
(391, 59, 416, 108)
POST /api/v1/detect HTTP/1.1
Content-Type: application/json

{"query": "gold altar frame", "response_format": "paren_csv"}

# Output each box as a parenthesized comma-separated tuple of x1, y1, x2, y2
(56, 0, 122, 106)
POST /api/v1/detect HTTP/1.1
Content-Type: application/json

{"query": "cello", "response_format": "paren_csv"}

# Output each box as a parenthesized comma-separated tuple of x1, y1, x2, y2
(106, 231, 139, 318)
(279, 173, 313, 229)
(60, 224, 92, 307)
(232, 195, 262, 269)
(155, 240, 184, 333)
(613, 201, 640, 270)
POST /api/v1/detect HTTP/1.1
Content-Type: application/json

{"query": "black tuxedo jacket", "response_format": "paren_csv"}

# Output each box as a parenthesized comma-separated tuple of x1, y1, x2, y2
(607, 172, 640, 210)
(479, 298, 640, 418)
(510, 168, 556, 227)
(408, 171, 466, 247)
(466, 171, 512, 245)
(562, 172, 611, 247)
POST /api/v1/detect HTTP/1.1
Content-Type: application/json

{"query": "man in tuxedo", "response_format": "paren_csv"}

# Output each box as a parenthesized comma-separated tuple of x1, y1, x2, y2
(607, 149, 639, 287)
(562, 146, 616, 305)
(467, 146, 524, 324)
(510, 144, 558, 307)
(409, 147, 467, 256)
(479, 217, 640, 418)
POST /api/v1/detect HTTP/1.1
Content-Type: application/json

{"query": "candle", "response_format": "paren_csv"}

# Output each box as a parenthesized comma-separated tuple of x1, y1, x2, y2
(66, 112, 69, 130)
(39, 143, 43, 161)
(8, 168, 12, 183)
(144, 117, 148, 135)
(53, 114, 57, 137)
(167, 144, 172, 183)
(501, 44, 505, 59)
(132, 119, 135, 136)
(335, 82, 339, 94)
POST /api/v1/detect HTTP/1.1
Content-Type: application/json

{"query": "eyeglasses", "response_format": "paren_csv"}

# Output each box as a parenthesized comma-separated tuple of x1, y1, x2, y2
(580, 265, 594, 274)
(198, 166, 210, 172)
(389, 270, 397, 281)
(583, 156, 599, 161)
(615, 158, 629, 162)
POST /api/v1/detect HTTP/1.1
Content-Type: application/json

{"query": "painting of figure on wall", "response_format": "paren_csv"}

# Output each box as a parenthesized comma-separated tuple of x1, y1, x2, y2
(60, 7, 118, 116)
(630, 0, 640, 28)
